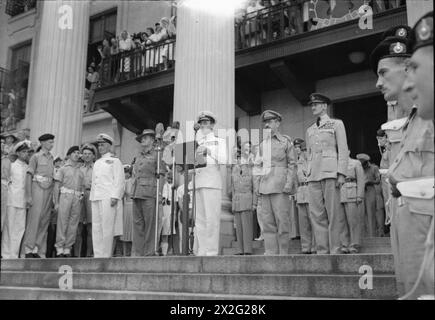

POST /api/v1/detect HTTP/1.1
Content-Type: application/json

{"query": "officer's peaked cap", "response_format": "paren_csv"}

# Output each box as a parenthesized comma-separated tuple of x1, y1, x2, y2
(197, 111, 217, 124)
(136, 129, 156, 143)
(261, 110, 282, 122)
(96, 133, 114, 145)
(308, 93, 331, 105)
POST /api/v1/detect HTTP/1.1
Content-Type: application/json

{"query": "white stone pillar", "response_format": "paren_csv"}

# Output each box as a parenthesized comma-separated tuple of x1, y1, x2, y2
(406, 0, 433, 26)
(27, 0, 89, 156)
(173, 0, 236, 251)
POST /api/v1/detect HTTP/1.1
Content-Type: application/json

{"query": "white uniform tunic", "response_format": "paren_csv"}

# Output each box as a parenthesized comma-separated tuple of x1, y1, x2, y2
(90, 152, 125, 257)
(194, 132, 227, 256)
(2, 159, 28, 259)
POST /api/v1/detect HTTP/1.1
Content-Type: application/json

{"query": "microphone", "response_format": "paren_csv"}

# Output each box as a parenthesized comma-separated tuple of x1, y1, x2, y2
(155, 123, 165, 140)
(193, 123, 200, 132)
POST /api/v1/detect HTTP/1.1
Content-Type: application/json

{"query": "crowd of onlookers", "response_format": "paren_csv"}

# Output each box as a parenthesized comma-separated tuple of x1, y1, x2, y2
(84, 16, 177, 113)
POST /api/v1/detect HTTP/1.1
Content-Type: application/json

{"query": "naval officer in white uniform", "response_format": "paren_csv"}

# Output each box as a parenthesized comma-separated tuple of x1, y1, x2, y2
(90, 133, 125, 258)
(194, 111, 227, 256)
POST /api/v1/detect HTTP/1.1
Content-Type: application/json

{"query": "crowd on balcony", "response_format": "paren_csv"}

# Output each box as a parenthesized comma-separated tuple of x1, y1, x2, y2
(83, 16, 177, 113)
(235, 0, 406, 49)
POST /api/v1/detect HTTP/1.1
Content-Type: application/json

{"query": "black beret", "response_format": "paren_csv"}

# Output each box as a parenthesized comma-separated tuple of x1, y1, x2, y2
(376, 129, 386, 137)
(308, 93, 331, 105)
(410, 11, 433, 52)
(370, 36, 412, 74)
(54, 157, 63, 163)
(66, 146, 80, 156)
(381, 25, 411, 41)
(38, 133, 55, 142)
(293, 138, 305, 146)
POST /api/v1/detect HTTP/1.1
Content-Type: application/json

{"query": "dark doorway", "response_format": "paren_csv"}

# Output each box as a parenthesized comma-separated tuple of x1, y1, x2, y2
(333, 95, 387, 166)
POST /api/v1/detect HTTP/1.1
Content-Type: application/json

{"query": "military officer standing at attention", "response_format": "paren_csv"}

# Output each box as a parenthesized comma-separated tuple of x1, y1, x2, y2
(394, 11, 434, 299)
(370, 25, 416, 295)
(305, 94, 349, 254)
(74, 143, 97, 257)
(22, 133, 55, 258)
(90, 134, 125, 258)
(131, 129, 165, 256)
(53, 146, 85, 258)
(294, 138, 315, 254)
(1, 136, 11, 239)
(257, 110, 296, 255)
(356, 153, 383, 237)
(194, 111, 227, 256)
(340, 152, 365, 254)
(2, 141, 30, 259)
(229, 141, 255, 255)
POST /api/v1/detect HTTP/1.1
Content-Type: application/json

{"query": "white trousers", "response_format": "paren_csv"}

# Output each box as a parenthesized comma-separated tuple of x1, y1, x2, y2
(195, 188, 221, 256)
(91, 199, 119, 258)
(1, 206, 26, 259)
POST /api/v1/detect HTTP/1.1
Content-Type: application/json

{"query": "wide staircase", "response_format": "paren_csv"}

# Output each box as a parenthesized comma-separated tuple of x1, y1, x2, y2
(0, 237, 397, 300)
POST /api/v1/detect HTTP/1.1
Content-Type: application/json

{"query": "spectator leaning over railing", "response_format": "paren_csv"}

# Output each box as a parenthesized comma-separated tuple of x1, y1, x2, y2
(86, 65, 99, 113)
(119, 30, 136, 80)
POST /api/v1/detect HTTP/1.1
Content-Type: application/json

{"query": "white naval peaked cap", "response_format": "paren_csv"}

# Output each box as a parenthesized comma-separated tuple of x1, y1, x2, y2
(13, 140, 31, 154)
(197, 110, 217, 124)
(96, 133, 114, 145)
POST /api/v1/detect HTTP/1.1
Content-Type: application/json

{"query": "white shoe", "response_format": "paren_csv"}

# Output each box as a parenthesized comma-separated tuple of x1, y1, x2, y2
(254, 235, 264, 241)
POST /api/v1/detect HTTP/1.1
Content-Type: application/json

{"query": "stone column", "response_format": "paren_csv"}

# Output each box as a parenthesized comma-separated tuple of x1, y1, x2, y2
(173, 0, 236, 252)
(406, 0, 433, 26)
(27, 0, 89, 156)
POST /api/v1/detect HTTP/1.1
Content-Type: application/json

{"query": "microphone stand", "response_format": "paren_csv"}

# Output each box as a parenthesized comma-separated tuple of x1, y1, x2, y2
(190, 128, 199, 255)
(154, 137, 163, 256)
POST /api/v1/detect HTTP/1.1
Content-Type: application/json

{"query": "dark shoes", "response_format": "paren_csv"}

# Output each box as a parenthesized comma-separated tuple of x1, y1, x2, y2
(25, 253, 41, 258)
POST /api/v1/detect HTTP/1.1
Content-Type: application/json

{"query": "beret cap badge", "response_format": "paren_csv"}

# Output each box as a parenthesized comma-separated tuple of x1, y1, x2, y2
(391, 42, 406, 54)
(396, 27, 407, 37)
(417, 19, 431, 41)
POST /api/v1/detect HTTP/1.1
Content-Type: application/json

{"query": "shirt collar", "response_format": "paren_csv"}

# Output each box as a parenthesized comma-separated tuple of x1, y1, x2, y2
(64, 159, 79, 167)
(271, 131, 286, 142)
(101, 152, 112, 158)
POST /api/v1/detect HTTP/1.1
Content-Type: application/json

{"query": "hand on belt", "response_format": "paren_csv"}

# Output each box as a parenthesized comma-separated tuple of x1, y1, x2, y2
(61, 186, 84, 197)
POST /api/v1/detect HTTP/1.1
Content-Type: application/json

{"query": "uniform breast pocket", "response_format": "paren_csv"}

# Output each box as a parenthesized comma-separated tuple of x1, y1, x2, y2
(272, 143, 286, 162)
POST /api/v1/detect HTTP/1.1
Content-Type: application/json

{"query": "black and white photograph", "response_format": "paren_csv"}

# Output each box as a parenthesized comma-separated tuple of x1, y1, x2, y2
(0, 0, 433, 305)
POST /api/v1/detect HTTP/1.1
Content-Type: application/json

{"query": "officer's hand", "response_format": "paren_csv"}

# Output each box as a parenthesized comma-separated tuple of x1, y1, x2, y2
(283, 184, 292, 194)
(26, 197, 33, 208)
(390, 184, 401, 198)
(110, 198, 118, 207)
(253, 205, 257, 211)
(336, 175, 345, 188)
(54, 203, 59, 212)
(356, 197, 363, 204)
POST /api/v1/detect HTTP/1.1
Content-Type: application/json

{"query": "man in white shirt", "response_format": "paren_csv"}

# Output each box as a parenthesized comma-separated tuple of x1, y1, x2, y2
(90, 134, 125, 258)
(194, 111, 227, 256)
(2, 141, 30, 258)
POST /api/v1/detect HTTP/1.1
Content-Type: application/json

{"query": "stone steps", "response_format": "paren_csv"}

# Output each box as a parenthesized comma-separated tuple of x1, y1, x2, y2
(0, 270, 396, 299)
(0, 286, 346, 300)
(223, 237, 392, 255)
(1, 254, 394, 274)
(0, 254, 397, 300)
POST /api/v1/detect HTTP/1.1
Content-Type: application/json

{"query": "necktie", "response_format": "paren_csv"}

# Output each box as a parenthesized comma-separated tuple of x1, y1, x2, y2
(316, 117, 321, 127)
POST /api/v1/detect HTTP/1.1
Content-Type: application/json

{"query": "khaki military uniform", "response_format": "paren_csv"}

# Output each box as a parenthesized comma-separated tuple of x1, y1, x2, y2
(131, 148, 165, 256)
(230, 155, 255, 255)
(306, 115, 349, 254)
(54, 160, 85, 255)
(23, 150, 55, 256)
(258, 132, 296, 255)
(388, 114, 434, 297)
(381, 115, 410, 294)
(74, 162, 94, 257)
(296, 155, 315, 253)
(363, 163, 383, 237)
(340, 158, 365, 250)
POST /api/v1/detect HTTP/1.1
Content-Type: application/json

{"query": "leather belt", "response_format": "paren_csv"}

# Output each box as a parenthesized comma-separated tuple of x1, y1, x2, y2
(345, 178, 356, 183)
(61, 186, 83, 197)
(33, 175, 52, 183)
(299, 182, 308, 186)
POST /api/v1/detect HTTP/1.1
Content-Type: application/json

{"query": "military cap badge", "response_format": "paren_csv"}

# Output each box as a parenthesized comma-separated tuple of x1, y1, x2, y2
(417, 19, 431, 41)
(390, 42, 406, 54)
(396, 27, 407, 38)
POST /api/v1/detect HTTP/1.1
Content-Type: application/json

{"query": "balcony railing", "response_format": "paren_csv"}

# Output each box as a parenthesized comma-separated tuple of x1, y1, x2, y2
(100, 39, 176, 87)
(5, 0, 36, 17)
(95, 1, 405, 93)
(235, 0, 406, 50)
